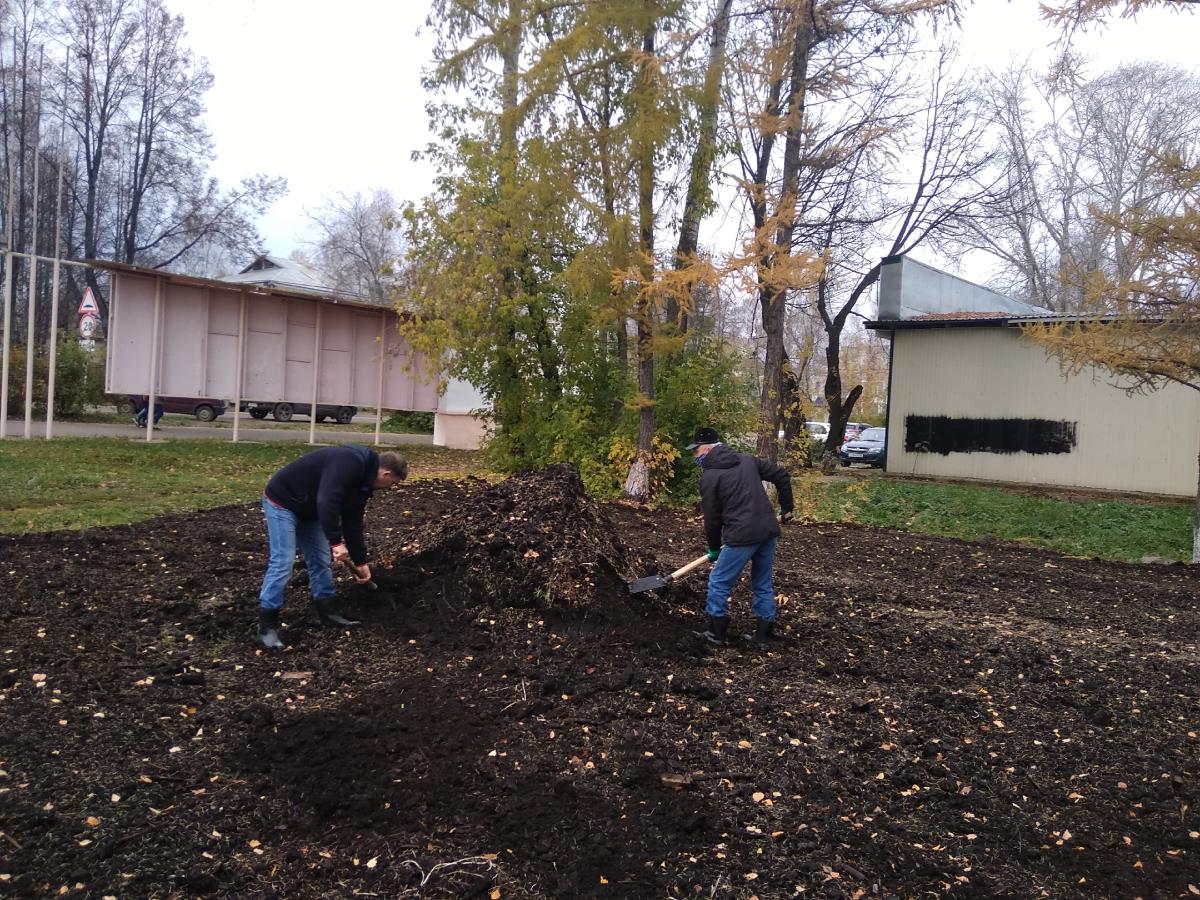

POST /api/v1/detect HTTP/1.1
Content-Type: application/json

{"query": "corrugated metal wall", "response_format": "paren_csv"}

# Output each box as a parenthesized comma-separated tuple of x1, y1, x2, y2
(106, 272, 439, 411)
(886, 327, 1200, 497)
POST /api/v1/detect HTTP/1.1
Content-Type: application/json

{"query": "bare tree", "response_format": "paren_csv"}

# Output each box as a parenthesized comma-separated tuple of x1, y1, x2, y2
(727, 1, 967, 462)
(117, 0, 210, 264)
(59, 0, 137, 317)
(305, 189, 403, 302)
(51, 0, 283, 316)
(978, 61, 1200, 312)
(798, 50, 1009, 471)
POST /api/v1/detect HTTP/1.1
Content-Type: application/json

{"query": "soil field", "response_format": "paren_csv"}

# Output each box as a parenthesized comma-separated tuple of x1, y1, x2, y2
(1, 465, 1197, 898)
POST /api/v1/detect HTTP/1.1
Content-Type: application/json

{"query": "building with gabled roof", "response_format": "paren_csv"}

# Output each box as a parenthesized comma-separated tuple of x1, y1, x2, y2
(221, 253, 331, 292)
(868, 256, 1199, 497)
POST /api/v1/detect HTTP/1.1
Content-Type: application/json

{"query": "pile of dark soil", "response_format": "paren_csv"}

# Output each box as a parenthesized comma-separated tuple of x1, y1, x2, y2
(397, 463, 646, 611)
(1, 465, 1198, 899)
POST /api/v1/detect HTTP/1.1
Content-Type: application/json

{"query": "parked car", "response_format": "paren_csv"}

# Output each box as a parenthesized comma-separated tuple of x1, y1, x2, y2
(804, 421, 831, 443)
(843, 421, 869, 441)
(241, 400, 358, 424)
(122, 394, 227, 422)
(840, 426, 886, 467)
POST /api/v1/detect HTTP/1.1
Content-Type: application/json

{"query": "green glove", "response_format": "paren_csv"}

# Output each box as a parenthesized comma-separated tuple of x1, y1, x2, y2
(706, 547, 721, 562)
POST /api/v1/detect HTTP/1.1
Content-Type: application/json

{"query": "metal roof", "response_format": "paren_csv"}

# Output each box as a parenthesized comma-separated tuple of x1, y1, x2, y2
(868, 311, 1115, 331)
(85, 259, 400, 314)
(222, 253, 330, 291)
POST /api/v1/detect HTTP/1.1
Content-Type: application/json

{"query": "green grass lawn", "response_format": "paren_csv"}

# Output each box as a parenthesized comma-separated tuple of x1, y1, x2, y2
(799, 473, 1195, 563)
(2, 439, 1193, 563)
(0, 438, 483, 533)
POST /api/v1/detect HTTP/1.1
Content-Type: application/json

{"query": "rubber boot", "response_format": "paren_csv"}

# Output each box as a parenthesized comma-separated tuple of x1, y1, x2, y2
(257, 608, 284, 650)
(744, 618, 774, 646)
(314, 597, 360, 627)
(702, 615, 730, 646)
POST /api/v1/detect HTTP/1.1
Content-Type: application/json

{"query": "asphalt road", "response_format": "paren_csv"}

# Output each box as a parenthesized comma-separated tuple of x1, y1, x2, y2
(3, 416, 434, 446)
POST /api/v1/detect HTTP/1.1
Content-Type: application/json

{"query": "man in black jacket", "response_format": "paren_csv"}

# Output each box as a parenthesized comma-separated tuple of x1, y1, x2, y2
(256, 445, 408, 650)
(688, 426, 793, 646)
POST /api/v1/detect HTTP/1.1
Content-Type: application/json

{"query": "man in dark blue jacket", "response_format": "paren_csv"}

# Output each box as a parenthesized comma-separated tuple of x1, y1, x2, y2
(688, 427, 793, 646)
(256, 445, 408, 650)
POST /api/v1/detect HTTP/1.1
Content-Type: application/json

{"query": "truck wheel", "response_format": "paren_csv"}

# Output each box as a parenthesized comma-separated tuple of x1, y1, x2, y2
(273, 403, 294, 422)
(249, 409, 268, 420)
(335, 407, 356, 424)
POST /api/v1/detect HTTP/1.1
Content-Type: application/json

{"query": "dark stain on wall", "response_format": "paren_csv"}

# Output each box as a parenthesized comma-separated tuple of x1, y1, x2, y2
(905, 416, 1077, 456)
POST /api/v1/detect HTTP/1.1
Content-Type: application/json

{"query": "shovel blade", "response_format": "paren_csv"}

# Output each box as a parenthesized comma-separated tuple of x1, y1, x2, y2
(629, 573, 670, 594)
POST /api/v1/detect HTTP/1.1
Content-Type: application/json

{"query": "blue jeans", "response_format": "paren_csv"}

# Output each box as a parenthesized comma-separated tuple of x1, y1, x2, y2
(258, 498, 336, 611)
(705, 537, 778, 621)
(135, 402, 163, 426)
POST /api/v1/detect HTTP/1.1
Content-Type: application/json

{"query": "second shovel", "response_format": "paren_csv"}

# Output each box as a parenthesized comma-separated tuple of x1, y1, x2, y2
(629, 553, 711, 595)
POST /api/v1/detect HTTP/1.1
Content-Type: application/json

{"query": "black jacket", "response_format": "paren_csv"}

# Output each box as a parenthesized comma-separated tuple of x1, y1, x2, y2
(264, 445, 379, 564)
(699, 444, 793, 550)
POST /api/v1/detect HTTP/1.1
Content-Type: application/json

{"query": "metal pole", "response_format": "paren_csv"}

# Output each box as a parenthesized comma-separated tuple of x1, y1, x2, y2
(45, 49, 69, 440)
(232, 290, 246, 443)
(0, 127, 15, 438)
(22, 47, 44, 440)
(308, 301, 322, 445)
(145, 276, 162, 441)
(374, 309, 386, 445)
(5, 250, 90, 267)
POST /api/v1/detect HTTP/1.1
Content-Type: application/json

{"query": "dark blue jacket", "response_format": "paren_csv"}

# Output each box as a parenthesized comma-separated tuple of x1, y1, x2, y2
(699, 444, 793, 550)
(265, 445, 379, 563)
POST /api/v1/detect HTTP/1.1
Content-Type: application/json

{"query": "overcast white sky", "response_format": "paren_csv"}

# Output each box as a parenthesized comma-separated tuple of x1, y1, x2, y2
(164, 0, 1197, 271)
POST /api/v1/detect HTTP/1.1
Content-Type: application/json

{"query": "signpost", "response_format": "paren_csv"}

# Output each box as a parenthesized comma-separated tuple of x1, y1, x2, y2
(78, 286, 100, 350)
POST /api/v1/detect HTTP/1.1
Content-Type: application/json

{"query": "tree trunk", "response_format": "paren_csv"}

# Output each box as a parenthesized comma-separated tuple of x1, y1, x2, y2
(612, 324, 628, 425)
(668, 0, 731, 335)
(756, 7, 812, 462)
(757, 283, 786, 461)
(821, 320, 864, 473)
(624, 18, 658, 500)
(489, 0, 525, 445)
(780, 356, 803, 447)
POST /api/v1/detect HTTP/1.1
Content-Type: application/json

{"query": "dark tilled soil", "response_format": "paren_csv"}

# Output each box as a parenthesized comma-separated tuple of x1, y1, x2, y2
(0, 467, 1197, 899)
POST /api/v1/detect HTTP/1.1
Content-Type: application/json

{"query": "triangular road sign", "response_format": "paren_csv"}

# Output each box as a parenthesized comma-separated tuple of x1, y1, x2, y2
(78, 287, 100, 318)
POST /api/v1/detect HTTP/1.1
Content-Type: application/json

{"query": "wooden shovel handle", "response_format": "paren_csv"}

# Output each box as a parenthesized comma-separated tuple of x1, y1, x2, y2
(670, 554, 713, 581)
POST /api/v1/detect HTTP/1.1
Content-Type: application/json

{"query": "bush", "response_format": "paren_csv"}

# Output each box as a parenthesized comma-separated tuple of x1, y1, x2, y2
(383, 410, 435, 434)
(459, 326, 755, 502)
(4, 334, 105, 417)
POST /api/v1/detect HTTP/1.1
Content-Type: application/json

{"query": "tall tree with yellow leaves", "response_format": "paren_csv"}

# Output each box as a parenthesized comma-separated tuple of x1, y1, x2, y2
(1027, 152, 1200, 560)
(406, 0, 741, 496)
(1032, 0, 1200, 560)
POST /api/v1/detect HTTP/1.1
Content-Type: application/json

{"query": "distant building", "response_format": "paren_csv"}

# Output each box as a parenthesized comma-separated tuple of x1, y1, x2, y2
(869, 256, 1199, 497)
(221, 253, 332, 292)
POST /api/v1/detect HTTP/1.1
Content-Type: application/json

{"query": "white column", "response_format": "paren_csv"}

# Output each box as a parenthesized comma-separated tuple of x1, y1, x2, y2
(145, 277, 163, 441)
(22, 54, 44, 440)
(232, 290, 247, 443)
(374, 308, 386, 445)
(308, 300, 322, 445)
(44, 51, 70, 440)
(0, 122, 15, 437)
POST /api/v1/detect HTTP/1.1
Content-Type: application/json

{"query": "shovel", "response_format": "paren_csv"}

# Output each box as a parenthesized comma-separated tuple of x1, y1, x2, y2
(629, 553, 711, 595)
